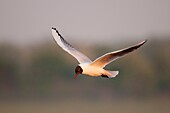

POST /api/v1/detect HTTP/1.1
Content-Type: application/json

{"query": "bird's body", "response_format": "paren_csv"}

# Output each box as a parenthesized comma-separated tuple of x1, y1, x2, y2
(79, 63, 118, 78)
(51, 27, 147, 79)
(79, 63, 100, 76)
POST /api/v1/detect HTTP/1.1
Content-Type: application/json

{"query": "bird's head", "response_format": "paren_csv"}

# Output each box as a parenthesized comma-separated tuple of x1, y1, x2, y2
(74, 66, 83, 79)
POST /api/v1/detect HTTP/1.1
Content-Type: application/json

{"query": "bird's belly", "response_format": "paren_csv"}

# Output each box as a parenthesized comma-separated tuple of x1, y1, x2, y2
(83, 66, 103, 76)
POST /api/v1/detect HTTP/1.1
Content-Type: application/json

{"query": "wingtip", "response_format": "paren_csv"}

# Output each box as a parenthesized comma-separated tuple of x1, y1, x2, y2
(52, 27, 57, 30)
(144, 39, 148, 43)
(139, 39, 148, 46)
(51, 27, 60, 35)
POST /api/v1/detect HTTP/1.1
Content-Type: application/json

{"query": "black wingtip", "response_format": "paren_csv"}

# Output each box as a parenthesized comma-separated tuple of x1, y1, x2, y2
(52, 27, 60, 36)
(51, 27, 64, 40)
(52, 27, 57, 30)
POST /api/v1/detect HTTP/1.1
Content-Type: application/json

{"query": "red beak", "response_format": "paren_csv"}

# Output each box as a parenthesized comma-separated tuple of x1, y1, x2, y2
(74, 73, 79, 79)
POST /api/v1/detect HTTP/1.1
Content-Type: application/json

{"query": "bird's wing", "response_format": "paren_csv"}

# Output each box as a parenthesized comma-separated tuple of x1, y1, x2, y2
(90, 40, 147, 68)
(52, 27, 92, 64)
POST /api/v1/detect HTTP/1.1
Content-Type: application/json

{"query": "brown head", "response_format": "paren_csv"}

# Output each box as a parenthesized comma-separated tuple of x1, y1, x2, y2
(74, 66, 83, 79)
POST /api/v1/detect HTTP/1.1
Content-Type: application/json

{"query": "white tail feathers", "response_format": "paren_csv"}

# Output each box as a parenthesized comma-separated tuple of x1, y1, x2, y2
(108, 71, 119, 78)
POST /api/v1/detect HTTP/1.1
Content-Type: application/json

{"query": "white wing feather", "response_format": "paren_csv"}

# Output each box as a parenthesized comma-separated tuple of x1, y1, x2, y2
(52, 27, 92, 64)
(90, 40, 147, 68)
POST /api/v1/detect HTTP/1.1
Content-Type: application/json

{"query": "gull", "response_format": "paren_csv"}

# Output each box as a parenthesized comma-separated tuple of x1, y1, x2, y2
(51, 27, 147, 79)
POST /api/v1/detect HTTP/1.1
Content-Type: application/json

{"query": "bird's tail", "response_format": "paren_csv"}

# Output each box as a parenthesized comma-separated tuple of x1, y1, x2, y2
(108, 71, 119, 78)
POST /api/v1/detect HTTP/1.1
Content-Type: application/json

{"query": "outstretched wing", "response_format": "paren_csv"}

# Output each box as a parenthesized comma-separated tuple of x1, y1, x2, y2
(90, 40, 147, 68)
(52, 27, 92, 63)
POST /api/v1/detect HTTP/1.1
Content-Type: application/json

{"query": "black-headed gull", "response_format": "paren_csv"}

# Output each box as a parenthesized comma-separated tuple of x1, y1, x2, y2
(51, 27, 147, 79)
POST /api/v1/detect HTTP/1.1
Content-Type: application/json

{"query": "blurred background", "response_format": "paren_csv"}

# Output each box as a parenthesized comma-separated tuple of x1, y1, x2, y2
(0, 0, 170, 113)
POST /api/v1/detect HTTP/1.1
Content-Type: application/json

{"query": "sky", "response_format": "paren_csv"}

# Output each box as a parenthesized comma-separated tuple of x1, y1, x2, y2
(0, 0, 170, 46)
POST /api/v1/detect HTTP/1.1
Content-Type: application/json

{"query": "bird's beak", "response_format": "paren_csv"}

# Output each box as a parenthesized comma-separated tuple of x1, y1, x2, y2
(74, 73, 79, 79)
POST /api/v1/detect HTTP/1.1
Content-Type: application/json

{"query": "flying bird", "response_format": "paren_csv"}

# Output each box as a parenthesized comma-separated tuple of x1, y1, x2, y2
(51, 27, 147, 79)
